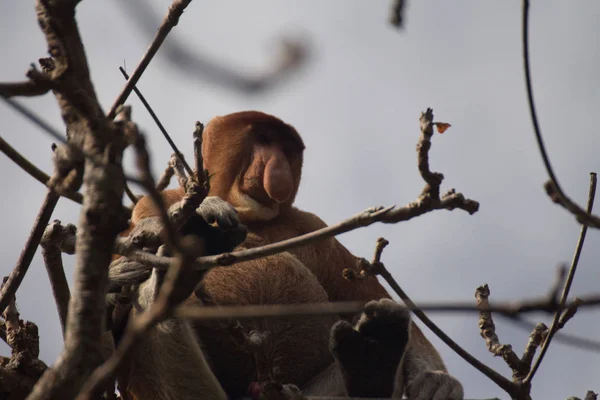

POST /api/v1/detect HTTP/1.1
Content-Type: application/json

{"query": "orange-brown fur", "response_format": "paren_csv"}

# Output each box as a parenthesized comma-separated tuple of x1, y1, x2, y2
(121, 111, 454, 398)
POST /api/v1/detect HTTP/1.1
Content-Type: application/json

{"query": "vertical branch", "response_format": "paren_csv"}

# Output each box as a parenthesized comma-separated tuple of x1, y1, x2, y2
(41, 221, 75, 338)
(524, 173, 597, 384)
(193, 121, 205, 181)
(27, 0, 130, 397)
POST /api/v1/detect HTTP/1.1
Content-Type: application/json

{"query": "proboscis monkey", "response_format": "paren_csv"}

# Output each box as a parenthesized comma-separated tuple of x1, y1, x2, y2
(119, 111, 464, 399)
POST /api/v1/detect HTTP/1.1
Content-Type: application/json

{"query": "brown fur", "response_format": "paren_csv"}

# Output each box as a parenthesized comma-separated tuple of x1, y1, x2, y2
(121, 111, 459, 399)
(119, 270, 227, 400)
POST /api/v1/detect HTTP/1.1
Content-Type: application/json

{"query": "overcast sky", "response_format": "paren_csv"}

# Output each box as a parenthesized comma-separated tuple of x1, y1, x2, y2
(1, 1, 599, 399)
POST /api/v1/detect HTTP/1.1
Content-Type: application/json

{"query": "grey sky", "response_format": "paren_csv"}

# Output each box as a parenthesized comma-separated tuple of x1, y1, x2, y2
(1, 1, 599, 398)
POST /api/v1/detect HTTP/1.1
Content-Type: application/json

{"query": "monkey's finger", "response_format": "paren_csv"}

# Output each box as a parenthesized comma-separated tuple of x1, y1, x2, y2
(216, 211, 239, 229)
(363, 298, 399, 318)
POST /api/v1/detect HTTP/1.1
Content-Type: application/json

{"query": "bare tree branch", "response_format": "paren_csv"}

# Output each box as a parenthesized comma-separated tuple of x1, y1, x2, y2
(524, 173, 597, 384)
(521, 0, 600, 228)
(349, 239, 519, 397)
(107, 0, 193, 119)
(0, 278, 48, 397)
(0, 65, 55, 98)
(193, 121, 205, 180)
(521, 323, 548, 369)
(117, 0, 310, 94)
(585, 391, 598, 400)
(25, 0, 130, 397)
(155, 158, 175, 191)
(389, 0, 406, 28)
(476, 284, 527, 380)
(76, 121, 206, 400)
(105, 0, 196, 204)
(0, 135, 83, 204)
(0, 192, 60, 316)
(41, 220, 74, 338)
(119, 66, 194, 177)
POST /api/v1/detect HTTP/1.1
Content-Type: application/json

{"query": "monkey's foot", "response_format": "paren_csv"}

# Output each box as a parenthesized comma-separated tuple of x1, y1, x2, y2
(330, 298, 410, 398)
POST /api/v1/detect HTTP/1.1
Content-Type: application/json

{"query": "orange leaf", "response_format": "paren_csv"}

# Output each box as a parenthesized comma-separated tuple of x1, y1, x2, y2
(435, 122, 452, 134)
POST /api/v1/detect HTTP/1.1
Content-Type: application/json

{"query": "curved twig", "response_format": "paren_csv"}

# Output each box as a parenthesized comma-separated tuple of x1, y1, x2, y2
(522, 0, 600, 228)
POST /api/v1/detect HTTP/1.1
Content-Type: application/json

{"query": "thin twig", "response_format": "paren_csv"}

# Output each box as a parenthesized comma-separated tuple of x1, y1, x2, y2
(0, 97, 141, 187)
(119, 66, 194, 178)
(47, 218, 600, 355)
(389, 0, 406, 28)
(521, 0, 600, 228)
(0, 278, 48, 396)
(584, 391, 598, 400)
(76, 117, 210, 399)
(1, 97, 67, 144)
(77, 132, 204, 399)
(193, 121, 204, 180)
(475, 284, 528, 381)
(78, 230, 211, 400)
(521, 323, 548, 368)
(130, 129, 184, 250)
(0, 192, 60, 315)
(106, 0, 193, 119)
(0, 135, 83, 204)
(524, 173, 597, 384)
(0, 65, 55, 98)
(384, 108, 479, 222)
(106, 0, 195, 204)
(123, 185, 139, 205)
(515, 317, 598, 352)
(371, 245, 518, 397)
(155, 160, 175, 191)
(118, 0, 310, 94)
(170, 153, 189, 189)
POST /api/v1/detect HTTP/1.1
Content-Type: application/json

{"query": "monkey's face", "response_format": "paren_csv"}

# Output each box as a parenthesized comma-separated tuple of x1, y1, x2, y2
(202, 111, 304, 223)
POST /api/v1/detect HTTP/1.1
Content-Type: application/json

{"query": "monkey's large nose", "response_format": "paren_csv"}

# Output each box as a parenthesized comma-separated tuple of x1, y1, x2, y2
(263, 154, 293, 203)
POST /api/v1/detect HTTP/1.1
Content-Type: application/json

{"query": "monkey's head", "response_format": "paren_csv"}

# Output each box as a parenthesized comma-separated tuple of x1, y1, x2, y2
(202, 111, 305, 223)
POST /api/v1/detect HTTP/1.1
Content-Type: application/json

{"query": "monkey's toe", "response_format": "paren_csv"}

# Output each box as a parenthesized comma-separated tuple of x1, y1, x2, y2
(358, 298, 411, 349)
(329, 320, 362, 359)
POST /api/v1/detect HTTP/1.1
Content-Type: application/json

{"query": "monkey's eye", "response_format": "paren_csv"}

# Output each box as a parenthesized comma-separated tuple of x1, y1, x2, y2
(255, 132, 271, 145)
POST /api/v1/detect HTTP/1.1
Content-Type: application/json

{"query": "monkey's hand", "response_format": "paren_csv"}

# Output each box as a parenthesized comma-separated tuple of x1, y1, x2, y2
(406, 370, 464, 400)
(128, 216, 164, 252)
(194, 196, 247, 252)
(197, 196, 240, 230)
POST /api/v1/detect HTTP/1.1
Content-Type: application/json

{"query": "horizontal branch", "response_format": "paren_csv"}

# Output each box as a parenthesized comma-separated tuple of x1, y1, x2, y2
(0, 66, 55, 98)
(174, 294, 600, 323)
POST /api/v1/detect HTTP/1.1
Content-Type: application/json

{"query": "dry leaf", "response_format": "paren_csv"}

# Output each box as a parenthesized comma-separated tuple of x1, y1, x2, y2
(434, 122, 452, 134)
